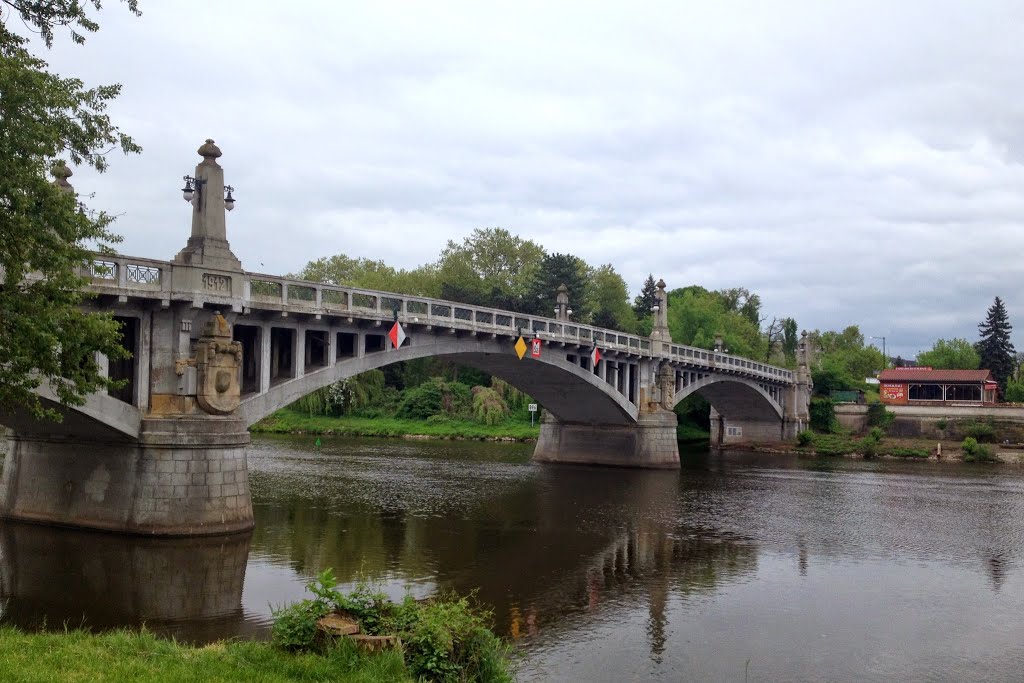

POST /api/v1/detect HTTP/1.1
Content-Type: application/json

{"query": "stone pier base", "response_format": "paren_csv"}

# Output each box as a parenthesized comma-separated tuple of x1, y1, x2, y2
(0, 418, 254, 536)
(532, 411, 680, 469)
(710, 408, 802, 445)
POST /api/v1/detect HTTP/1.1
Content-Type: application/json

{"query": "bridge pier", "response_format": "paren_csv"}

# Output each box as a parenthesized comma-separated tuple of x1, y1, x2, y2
(532, 410, 680, 469)
(0, 418, 253, 536)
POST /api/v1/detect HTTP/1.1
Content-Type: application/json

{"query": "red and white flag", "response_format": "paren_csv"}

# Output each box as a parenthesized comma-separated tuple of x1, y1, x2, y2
(590, 346, 602, 366)
(388, 321, 406, 348)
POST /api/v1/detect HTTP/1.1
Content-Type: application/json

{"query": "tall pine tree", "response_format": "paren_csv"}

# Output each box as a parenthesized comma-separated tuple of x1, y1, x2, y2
(632, 274, 658, 318)
(976, 296, 1015, 395)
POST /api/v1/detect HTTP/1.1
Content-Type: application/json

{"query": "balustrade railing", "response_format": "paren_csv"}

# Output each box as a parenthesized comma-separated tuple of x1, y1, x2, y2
(77, 252, 793, 384)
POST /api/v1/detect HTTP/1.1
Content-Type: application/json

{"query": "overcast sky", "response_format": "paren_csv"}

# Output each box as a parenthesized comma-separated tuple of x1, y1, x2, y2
(23, 0, 1024, 359)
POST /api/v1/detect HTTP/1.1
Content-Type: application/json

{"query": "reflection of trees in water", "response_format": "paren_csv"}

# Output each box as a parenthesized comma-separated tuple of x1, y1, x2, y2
(0, 522, 252, 642)
(250, 463, 758, 661)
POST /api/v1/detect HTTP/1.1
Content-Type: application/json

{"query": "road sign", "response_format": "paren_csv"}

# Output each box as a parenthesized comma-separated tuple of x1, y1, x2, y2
(530, 338, 542, 358)
(388, 321, 406, 349)
(527, 404, 537, 412)
(514, 336, 527, 359)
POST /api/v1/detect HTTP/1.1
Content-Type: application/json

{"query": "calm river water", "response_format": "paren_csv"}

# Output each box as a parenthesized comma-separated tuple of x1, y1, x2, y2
(2, 436, 1023, 681)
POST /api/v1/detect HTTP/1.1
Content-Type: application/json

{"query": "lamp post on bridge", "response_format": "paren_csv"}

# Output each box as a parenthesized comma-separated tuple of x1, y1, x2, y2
(554, 284, 573, 321)
(173, 139, 242, 270)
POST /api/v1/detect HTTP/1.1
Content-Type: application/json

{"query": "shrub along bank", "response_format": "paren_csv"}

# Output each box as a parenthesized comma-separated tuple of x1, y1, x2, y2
(273, 569, 514, 683)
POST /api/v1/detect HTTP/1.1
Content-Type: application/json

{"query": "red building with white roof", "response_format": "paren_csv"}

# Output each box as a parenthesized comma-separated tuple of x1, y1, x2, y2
(877, 367, 998, 406)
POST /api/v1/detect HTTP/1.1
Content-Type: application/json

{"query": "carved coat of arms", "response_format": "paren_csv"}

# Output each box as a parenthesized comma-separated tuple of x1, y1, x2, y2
(196, 312, 242, 415)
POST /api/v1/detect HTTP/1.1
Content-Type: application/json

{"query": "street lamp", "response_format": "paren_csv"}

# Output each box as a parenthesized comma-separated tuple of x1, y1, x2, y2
(870, 335, 887, 369)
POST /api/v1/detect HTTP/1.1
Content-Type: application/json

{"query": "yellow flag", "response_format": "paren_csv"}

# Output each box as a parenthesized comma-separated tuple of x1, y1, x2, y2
(514, 336, 528, 360)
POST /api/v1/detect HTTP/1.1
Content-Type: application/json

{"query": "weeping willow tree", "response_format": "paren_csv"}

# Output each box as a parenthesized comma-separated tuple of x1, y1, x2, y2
(490, 378, 530, 413)
(290, 370, 387, 416)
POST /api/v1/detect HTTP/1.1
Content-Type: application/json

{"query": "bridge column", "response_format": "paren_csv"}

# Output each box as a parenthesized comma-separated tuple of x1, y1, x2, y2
(0, 418, 253, 535)
(781, 331, 813, 439)
(533, 410, 679, 469)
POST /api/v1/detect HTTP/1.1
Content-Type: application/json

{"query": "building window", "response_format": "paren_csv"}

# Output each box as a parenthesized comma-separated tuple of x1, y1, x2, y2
(909, 384, 943, 401)
(726, 425, 742, 437)
(946, 384, 981, 402)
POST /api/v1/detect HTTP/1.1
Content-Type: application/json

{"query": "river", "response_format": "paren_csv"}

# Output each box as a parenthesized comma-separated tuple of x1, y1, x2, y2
(1, 435, 1023, 681)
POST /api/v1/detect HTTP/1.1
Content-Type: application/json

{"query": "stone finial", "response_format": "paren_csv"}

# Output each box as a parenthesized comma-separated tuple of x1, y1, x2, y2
(197, 138, 223, 163)
(656, 278, 666, 290)
(51, 161, 74, 193)
(557, 283, 568, 294)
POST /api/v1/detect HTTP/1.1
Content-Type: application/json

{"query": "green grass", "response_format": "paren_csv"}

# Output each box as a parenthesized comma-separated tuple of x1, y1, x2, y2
(251, 410, 540, 441)
(676, 423, 710, 443)
(0, 627, 411, 683)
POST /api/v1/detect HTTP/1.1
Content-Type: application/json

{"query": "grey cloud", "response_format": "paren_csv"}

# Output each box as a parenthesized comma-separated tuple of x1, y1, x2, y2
(27, 0, 1024, 361)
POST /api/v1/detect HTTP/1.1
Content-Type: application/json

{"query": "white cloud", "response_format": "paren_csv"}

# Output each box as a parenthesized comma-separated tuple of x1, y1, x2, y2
(26, 0, 1024, 359)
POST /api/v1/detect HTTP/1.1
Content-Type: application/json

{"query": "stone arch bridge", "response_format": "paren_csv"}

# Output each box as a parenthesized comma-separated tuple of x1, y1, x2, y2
(0, 140, 810, 536)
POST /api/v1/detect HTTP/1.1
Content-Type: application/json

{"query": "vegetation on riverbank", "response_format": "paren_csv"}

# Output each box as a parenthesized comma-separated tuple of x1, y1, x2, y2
(0, 626, 411, 682)
(273, 569, 514, 683)
(253, 409, 540, 441)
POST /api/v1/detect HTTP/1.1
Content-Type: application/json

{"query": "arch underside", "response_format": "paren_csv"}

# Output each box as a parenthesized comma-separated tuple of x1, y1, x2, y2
(239, 338, 638, 427)
(0, 386, 142, 442)
(671, 376, 783, 422)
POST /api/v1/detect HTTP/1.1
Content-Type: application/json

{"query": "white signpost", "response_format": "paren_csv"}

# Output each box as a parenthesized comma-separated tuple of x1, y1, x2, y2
(528, 403, 538, 427)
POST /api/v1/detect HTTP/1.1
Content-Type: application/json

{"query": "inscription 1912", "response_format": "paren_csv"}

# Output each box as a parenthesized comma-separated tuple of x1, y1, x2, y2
(202, 273, 231, 293)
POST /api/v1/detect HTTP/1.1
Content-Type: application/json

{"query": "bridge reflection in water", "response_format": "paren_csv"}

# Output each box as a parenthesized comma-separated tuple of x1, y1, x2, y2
(0, 438, 760, 660)
(0, 523, 254, 641)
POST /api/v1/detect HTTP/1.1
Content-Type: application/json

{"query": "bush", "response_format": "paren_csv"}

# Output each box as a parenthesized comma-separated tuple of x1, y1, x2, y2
(271, 599, 330, 651)
(272, 569, 514, 682)
(797, 430, 815, 447)
(471, 387, 509, 426)
(811, 434, 857, 456)
(396, 377, 472, 420)
(964, 422, 996, 443)
(936, 418, 947, 431)
(962, 436, 997, 462)
(859, 427, 884, 459)
(809, 398, 836, 433)
(886, 446, 930, 458)
(866, 402, 895, 430)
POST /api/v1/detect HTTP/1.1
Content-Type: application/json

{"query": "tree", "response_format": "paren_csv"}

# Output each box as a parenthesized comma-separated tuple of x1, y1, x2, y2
(976, 296, 1016, 394)
(632, 274, 657, 318)
(588, 264, 636, 332)
(0, 1, 141, 419)
(295, 254, 440, 297)
(782, 318, 799, 364)
(666, 285, 767, 359)
(434, 228, 544, 310)
(916, 338, 981, 370)
(525, 252, 591, 319)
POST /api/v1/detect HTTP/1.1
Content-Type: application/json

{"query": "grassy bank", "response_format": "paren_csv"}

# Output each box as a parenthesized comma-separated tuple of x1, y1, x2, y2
(676, 423, 710, 444)
(0, 627, 410, 683)
(252, 409, 540, 441)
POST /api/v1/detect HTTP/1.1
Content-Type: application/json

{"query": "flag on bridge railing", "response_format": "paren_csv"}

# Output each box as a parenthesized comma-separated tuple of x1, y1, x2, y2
(388, 320, 406, 349)
(590, 346, 602, 366)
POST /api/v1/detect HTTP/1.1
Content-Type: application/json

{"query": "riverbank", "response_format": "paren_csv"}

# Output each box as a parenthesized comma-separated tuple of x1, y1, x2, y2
(0, 627, 410, 682)
(252, 409, 540, 441)
(732, 435, 1024, 463)
(253, 409, 711, 445)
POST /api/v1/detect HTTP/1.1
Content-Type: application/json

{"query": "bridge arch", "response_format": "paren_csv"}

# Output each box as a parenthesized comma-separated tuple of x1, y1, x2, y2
(670, 375, 783, 423)
(1, 385, 141, 442)
(238, 337, 639, 427)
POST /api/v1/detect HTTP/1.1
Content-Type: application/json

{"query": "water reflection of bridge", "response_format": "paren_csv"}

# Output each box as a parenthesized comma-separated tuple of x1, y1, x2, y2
(248, 459, 760, 657)
(0, 523, 258, 642)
